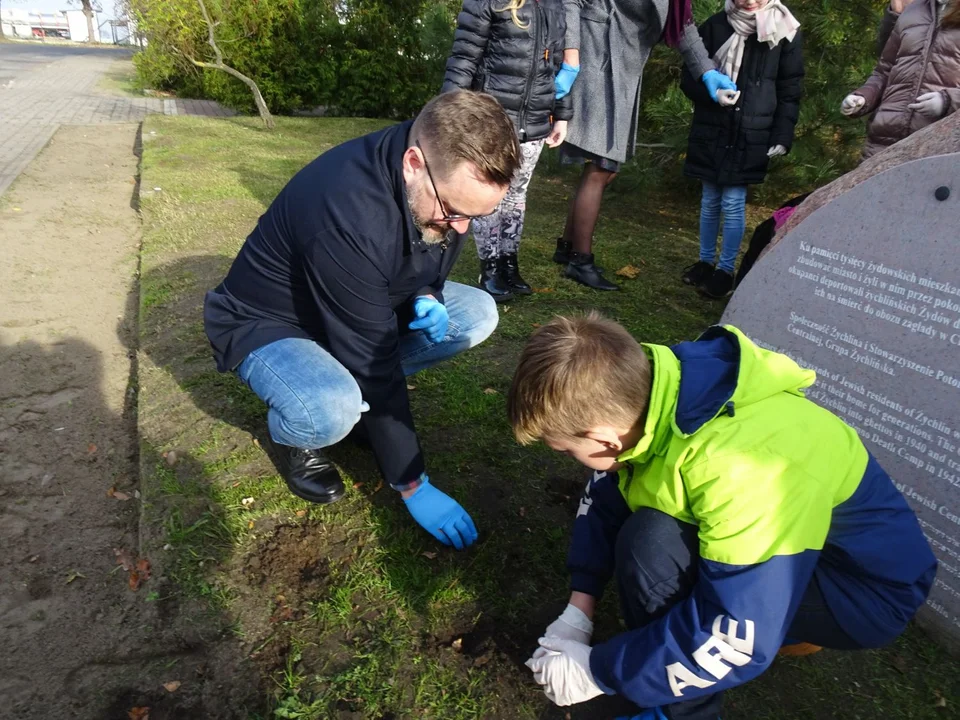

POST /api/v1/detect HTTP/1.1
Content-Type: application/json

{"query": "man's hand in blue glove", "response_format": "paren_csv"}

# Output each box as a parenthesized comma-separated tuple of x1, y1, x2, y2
(701, 69, 737, 103)
(403, 476, 478, 549)
(555, 63, 580, 100)
(409, 295, 449, 344)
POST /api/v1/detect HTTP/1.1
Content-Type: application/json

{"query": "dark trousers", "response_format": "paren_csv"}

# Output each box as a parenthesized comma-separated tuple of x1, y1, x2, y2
(615, 508, 863, 720)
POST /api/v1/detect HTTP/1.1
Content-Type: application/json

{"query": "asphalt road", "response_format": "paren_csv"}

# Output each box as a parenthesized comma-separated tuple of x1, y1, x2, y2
(0, 41, 130, 89)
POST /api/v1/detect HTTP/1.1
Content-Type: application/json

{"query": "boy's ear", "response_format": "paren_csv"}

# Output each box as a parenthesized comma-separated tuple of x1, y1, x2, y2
(584, 426, 624, 451)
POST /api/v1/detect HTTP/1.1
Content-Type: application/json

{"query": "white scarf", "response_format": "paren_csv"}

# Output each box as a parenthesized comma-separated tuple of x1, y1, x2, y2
(714, 0, 801, 84)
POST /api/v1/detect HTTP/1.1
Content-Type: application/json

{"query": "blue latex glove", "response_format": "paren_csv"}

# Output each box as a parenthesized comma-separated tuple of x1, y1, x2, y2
(554, 62, 580, 99)
(701, 69, 737, 103)
(409, 296, 449, 343)
(403, 476, 478, 549)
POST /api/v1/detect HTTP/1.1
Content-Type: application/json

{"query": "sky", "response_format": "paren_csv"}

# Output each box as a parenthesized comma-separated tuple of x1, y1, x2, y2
(4, 1, 116, 20)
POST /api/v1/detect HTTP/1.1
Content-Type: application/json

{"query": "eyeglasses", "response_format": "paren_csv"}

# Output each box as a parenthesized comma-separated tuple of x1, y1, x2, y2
(416, 140, 473, 224)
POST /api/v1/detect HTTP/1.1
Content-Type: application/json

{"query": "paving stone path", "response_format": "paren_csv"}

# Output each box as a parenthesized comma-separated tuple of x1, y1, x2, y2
(0, 42, 235, 198)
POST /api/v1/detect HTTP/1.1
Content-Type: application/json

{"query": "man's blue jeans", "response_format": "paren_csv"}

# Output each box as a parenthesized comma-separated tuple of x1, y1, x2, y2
(699, 181, 748, 274)
(236, 282, 498, 450)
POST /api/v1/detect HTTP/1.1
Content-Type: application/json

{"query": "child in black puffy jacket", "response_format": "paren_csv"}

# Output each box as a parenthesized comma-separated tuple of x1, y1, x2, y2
(443, 0, 575, 302)
(679, 0, 804, 299)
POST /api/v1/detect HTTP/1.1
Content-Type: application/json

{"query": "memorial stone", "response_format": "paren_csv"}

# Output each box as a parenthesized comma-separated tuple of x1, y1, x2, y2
(723, 152, 960, 654)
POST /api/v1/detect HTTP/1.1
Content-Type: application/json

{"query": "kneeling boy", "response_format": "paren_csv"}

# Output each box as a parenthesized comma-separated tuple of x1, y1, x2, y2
(509, 314, 936, 720)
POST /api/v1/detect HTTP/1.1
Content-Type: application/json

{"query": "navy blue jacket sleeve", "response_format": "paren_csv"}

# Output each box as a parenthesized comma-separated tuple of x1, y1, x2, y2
(589, 551, 819, 707)
(303, 229, 424, 489)
(568, 470, 632, 599)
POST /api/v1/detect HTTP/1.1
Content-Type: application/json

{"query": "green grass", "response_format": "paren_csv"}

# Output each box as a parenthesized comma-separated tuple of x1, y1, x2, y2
(96, 58, 143, 98)
(137, 115, 959, 719)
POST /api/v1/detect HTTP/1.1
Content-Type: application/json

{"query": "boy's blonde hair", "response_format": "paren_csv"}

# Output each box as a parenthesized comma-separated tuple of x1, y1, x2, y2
(497, 0, 529, 29)
(507, 312, 652, 445)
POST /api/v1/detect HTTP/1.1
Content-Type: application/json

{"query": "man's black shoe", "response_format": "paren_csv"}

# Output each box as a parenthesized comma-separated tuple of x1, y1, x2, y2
(700, 268, 735, 299)
(478, 258, 514, 302)
(268, 438, 345, 505)
(565, 251, 618, 291)
(500, 253, 532, 295)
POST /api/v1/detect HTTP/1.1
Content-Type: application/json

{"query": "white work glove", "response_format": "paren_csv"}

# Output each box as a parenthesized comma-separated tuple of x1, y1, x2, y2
(543, 603, 594, 645)
(525, 636, 605, 707)
(717, 89, 741, 107)
(767, 144, 787, 158)
(841, 94, 866, 116)
(908, 91, 946, 119)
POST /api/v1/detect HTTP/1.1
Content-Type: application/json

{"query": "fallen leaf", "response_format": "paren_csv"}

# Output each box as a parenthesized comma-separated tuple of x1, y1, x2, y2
(252, 438, 261, 448)
(483, 388, 498, 395)
(162, 681, 181, 693)
(87, 443, 98, 455)
(352, 482, 365, 489)
(373, 479, 384, 493)
(934, 690, 947, 708)
(531, 323, 541, 328)
(248, 520, 255, 529)
(422, 551, 438, 560)
(451, 637, 463, 652)
(241, 497, 255, 507)
(532, 287, 554, 293)
(295, 510, 307, 518)
(114, 548, 136, 572)
(164, 451, 178, 466)
(128, 558, 152, 591)
(29, 555, 39, 563)
(615, 264, 642, 280)
(128, 708, 150, 720)
(406, 384, 416, 391)
(65, 570, 85, 584)
(107, 487, 131, 501)
(473, 654, 492, 667)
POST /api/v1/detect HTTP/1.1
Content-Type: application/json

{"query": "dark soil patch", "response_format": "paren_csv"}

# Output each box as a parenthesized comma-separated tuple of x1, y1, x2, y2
(242, 521, 355, 610)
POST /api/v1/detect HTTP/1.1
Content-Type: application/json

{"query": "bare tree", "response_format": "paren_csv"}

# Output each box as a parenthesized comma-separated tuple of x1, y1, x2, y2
(182, 0, 274, 128)
(80, 0, 97, 43)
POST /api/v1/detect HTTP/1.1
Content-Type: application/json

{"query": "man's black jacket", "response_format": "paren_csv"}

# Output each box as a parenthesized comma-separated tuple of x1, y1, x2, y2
(204, 120, 463, 488)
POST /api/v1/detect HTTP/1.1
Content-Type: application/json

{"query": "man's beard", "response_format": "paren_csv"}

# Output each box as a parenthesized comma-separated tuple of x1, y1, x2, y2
(408, 181, 456, 246)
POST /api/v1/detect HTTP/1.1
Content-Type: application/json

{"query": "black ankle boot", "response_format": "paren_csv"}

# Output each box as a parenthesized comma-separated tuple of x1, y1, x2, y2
(267, 437, 345, 505)
(500, 253, 532, 295)
(565, 251, 619, 291)
(478, 258, 514, 302)
(554, 237, 603, 272)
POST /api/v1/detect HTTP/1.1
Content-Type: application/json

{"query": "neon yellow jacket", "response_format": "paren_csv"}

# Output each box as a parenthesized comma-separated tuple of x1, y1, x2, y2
(569, 326, 936, 707)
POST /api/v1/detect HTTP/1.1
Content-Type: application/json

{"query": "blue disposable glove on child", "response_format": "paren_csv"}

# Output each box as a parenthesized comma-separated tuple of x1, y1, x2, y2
(554, 63, 581, 99)
(701, 69, 737, 103)
(409, 296, 449, 343)
(403, 476, 478, 549)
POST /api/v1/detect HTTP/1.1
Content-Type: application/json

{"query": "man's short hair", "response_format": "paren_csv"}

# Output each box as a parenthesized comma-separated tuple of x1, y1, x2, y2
(508, 313, 653, 444)
(411, 90, 521, 187)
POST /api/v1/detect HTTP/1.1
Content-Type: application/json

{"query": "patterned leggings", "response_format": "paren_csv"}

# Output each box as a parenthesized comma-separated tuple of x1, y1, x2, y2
(472, 139, 545, 261)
